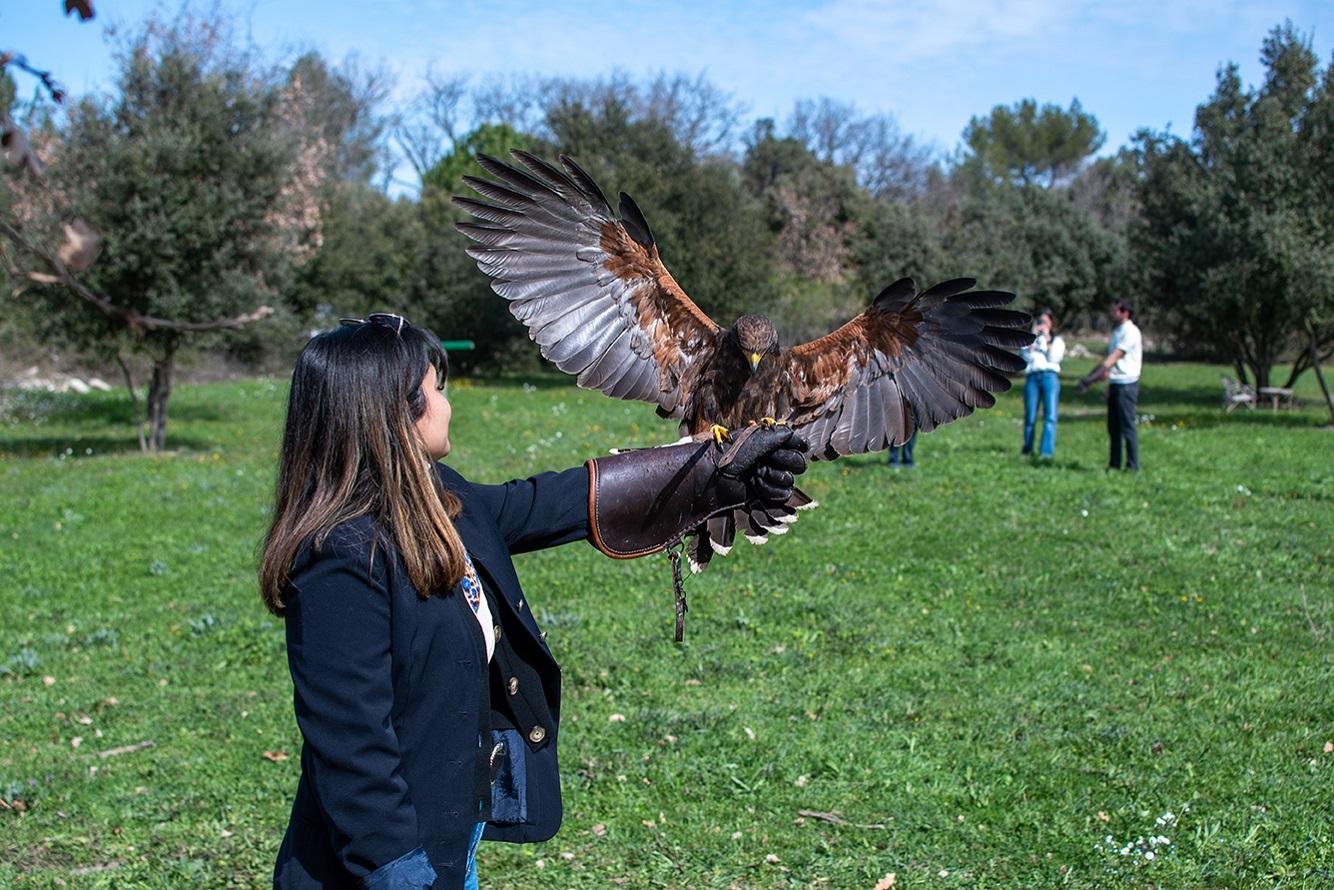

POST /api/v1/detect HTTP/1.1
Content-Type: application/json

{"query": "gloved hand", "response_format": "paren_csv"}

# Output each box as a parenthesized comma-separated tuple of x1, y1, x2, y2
(586, 426, 809, 561)
(714, 424, 808, 506)
(1077, 369, 1102, 393)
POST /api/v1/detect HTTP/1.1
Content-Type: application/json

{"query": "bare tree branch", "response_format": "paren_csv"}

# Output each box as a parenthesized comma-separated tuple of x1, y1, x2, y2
(395, 70, 469, 179)
(643, 71, 745, 156)
(0, 220, 274, 334)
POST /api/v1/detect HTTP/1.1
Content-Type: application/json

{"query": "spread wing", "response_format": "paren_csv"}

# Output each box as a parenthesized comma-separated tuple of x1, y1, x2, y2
(787, 278, 1032, 460)
(454, 151, 721, 415)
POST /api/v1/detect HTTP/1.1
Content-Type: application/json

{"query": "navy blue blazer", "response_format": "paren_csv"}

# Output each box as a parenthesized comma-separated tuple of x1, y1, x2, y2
(273, 463, 589, 890)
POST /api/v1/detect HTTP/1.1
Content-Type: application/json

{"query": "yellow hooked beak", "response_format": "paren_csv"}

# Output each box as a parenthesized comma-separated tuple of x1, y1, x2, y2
(748, 352, 761, 372)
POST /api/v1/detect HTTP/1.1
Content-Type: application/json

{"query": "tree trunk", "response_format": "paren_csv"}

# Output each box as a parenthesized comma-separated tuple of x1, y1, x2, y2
(1242, 337, 1271, 391)
(1234, 356, 1249, 387)
(1281, 352, 1310, 390)
(115, 353, 149, 452)
(145, 340, 177, 452)
(1308, 326, 1334, 426)
(1282, 338, 1333, 389)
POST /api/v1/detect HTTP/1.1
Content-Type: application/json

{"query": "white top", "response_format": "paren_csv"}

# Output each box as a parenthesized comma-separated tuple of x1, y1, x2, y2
(1023, 333, 1065, 375)
(474, 583, 496, 663)
(460, 552, 496, 662)
(1107, 320, 1142, 384)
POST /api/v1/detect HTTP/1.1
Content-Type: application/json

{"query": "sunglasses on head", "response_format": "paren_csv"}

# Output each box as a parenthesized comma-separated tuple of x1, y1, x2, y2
(339, 312, 447, 390)
(339, 312, 407, 336)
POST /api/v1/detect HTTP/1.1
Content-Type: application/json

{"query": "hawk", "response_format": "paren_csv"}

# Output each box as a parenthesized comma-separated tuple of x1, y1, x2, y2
(455, 152, 1031, 568)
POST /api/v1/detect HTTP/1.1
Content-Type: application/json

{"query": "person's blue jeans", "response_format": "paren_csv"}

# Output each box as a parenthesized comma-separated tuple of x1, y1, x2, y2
(464, 821, 485, 890)
(1022, 371, 1060, 458)
(887, 431, 916, 467)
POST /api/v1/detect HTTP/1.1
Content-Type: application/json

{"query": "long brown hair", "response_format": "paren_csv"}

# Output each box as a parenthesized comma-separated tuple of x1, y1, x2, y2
(259, 317, 465, 615)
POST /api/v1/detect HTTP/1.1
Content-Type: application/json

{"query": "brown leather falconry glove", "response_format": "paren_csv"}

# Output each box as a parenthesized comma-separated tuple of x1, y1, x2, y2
(586, 426, 808, 560)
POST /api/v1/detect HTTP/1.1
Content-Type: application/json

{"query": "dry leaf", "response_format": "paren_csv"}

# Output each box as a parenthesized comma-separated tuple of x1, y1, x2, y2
(591, 823, 607, 837)
(58, 218, 102, 273)
(873, 874, 896, 890)
(261, 750, 289, 762)
(65, 0, 95, 20)
(1, 120, 46, 177)
(1324, 741, 1333, 754)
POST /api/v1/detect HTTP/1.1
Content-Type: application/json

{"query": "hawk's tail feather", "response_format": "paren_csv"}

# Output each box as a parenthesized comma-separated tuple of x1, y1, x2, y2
(707, 513, 735, 555)
(788, 486, 819, 511)
(686, 531, 713, 574)
(686, 487, 812, 574)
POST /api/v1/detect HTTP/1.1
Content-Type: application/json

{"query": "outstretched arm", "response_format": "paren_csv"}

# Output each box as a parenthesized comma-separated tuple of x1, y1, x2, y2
(1079, 348, 1126, 391)
(462, 466, 591, 555)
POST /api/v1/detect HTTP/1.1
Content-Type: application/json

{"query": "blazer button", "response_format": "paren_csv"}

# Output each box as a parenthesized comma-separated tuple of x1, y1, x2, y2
(494, 624, 503, 641)
(507, 676, 519, 696)
(517, 598, 524, 610)
(528, 725, 546, 744)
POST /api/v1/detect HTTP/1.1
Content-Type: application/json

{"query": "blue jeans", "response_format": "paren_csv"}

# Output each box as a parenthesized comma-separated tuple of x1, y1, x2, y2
(464, 821, 484, 890)
(1022, 371, 1060, 458)
(887, 431, 916, 467)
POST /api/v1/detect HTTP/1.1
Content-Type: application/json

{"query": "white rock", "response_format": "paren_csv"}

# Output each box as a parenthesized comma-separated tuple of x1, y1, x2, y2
(87, 377, 112, 391)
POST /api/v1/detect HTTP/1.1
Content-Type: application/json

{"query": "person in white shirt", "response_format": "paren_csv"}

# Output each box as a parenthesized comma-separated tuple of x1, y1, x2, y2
(1078, 299, 1143, 471)
(1020, 308, 1065, 459)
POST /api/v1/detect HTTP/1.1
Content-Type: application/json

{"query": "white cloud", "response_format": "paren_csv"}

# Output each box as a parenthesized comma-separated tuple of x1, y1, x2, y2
(799, 0, 1074, 61)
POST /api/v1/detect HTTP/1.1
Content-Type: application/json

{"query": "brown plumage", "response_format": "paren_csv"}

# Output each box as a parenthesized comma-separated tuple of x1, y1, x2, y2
(455, 151, 1032, 567)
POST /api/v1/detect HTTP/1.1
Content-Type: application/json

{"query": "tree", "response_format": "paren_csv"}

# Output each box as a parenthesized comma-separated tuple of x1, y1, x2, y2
(933, 177, 1123, 325)
(743, 119, 862, 286)
(786, 98, 936, 201)
(16, 11, 303, 450)
(290, 183, 421, 322)
(963, 98, 1105, 187)
(1134, 22, 1334, 392)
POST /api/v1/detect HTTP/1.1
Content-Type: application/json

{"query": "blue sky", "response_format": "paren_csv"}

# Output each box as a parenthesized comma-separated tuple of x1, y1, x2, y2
(6, 0, 1333, 171)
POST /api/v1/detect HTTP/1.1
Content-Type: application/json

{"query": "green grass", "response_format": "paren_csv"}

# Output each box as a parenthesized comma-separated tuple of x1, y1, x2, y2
(1, 360, 1332, 888)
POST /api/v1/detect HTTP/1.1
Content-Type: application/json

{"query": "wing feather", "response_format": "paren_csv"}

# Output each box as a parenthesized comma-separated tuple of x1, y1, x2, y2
(787, 278, 1031, 459)
(455, 153, 721, 410)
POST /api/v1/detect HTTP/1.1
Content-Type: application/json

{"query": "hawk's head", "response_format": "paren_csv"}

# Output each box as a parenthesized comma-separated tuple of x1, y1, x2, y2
(731, 315, 779, 373)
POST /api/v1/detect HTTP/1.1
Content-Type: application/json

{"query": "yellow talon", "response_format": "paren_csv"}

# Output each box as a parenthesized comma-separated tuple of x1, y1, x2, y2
(760, 416, 780, 427)
(710, 424, 730, 445)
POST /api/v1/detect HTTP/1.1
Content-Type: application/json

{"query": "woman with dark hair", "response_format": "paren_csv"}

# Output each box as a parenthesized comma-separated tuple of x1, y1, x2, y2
(261, 313, 806, 890)
(1020, 308, 1065, 460)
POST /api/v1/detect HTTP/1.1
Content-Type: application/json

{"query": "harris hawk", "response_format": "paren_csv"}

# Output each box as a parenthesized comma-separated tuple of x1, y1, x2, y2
(455, 151, 1032, 569)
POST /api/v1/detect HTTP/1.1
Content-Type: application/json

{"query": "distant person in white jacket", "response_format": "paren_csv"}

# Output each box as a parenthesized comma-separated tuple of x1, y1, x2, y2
(1079, 299, 1143, 471)
(1020, 308, 1065, 459)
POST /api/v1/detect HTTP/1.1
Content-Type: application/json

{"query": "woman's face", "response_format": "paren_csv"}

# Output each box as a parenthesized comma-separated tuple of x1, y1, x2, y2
(415, 364, 452, 460)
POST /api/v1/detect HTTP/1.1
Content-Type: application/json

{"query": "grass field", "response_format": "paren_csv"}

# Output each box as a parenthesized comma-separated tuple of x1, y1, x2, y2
(1, 358, 1332, 888)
